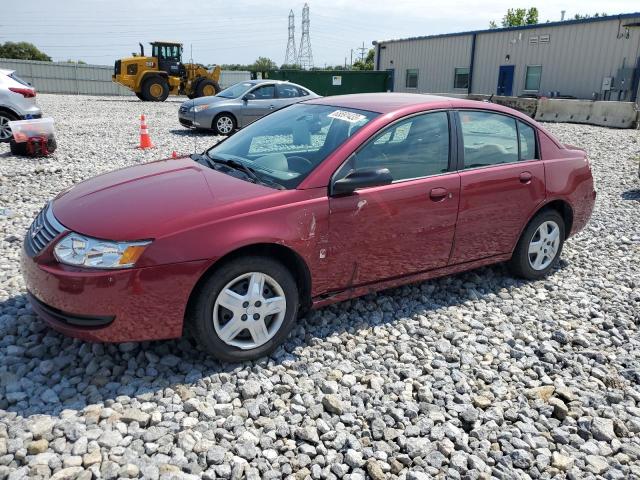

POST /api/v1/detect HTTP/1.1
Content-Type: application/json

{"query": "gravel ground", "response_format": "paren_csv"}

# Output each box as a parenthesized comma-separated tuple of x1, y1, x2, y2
(0, 94, 639, 480)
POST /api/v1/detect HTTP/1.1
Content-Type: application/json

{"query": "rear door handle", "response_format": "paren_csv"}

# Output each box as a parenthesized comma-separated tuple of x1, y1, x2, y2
(429, 187, 449, 201)
(519, 171, 533, 183)
(269, 105, 276, 109)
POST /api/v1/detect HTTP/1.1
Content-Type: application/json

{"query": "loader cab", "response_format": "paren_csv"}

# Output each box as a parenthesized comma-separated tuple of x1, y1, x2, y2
(151, 42, 183, 76)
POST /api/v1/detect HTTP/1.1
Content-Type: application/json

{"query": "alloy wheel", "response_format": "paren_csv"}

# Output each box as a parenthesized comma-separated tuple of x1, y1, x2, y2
(216, 116, 234, 134)
(528, 220, 560, 270)
(213, 272, 286, 349)
(0, 115, 12, 141)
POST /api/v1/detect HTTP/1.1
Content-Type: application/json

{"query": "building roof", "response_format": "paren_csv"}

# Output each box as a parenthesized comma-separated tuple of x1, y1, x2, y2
(374, 12, 640, 45)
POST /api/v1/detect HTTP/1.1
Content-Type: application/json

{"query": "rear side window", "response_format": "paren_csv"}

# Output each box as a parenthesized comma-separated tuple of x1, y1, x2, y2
(459, 111, 519, 169)
(276, 84, 300, 98)
(297, 87, 310, 96)
(9, 73, 30, 86)
(518, 121, 537, 160)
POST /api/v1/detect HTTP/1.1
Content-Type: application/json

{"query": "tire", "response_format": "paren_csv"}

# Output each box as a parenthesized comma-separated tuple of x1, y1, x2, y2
(10, 135, 57, 156)
(189, 256, 299, 362)
(141, 76, 170, 102)
(135, 92, 145, 100)
(195, 79, 220, 98)
(212, 113, 236, 136)
(0, 110, 18, 143)
(509, 209, 565, 280)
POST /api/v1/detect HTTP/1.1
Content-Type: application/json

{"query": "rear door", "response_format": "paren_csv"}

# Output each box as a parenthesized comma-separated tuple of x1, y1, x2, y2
(275, 83, 304, 109)
(328, 111, 460, 289)
(449, 110, 545, 264)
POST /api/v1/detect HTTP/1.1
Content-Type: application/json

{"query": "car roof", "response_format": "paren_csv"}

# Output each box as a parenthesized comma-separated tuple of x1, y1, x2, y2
(248, 79, 299, 85)
(304, 92, 524, 116)
(0, 69, 14, 76)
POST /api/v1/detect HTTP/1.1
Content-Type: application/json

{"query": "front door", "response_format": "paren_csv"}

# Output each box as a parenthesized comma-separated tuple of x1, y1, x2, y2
(497, 65, 514, 96)
(386, 69, 395, 92)
(239, 84, 276, 126)
(328, 111, 460, 290)
(449, 110, 545, 264)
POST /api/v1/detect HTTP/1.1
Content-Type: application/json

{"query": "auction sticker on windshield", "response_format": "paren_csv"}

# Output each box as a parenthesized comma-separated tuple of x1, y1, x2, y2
(328, 110, 367, 123)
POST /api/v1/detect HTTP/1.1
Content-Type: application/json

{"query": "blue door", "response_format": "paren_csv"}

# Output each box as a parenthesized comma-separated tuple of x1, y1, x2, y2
(386, 69, 395, 92)
(497, 65, 514, 96)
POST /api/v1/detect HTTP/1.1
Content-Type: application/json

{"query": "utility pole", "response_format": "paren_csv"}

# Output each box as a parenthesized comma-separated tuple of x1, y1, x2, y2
(357, 42, 367, 62)
(284, 10, 297, 66)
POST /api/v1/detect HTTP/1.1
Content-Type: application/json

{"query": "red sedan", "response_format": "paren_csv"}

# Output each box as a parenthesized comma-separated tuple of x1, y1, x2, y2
(22, 94, 596, 361)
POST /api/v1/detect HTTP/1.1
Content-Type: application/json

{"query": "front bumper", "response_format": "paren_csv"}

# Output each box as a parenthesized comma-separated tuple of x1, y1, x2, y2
(21, 246, 209, 342)
(178, 109, 211, 130)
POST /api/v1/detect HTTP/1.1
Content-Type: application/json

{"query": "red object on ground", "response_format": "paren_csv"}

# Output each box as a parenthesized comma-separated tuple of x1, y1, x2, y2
(22, 94, 596, 343)
(138, 114, 154, 149)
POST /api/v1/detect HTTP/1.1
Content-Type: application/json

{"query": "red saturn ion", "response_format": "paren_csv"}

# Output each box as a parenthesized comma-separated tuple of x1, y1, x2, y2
(22, 94, 596, 361)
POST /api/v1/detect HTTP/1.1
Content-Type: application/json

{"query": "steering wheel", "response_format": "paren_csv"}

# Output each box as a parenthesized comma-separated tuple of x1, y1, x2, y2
(288, 155, 313, 173)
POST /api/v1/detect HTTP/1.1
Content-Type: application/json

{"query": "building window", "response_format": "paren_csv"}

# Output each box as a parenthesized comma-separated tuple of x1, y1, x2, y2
(454, 67, 470, 89)
(405, 69, 418, 88)
(525, 65, 542, 91)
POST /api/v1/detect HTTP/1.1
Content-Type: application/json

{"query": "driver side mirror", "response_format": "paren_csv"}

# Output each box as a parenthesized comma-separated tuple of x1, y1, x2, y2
(243, 93, 256, 101)
(332, 167, 393, 196)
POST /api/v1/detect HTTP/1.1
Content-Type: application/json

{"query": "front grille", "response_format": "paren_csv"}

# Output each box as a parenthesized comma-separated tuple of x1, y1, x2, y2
(114, 60, 121, 75)
(25, 204, 66, 257)
(179, 106, 188, 114)
(126, 64, 138, 75)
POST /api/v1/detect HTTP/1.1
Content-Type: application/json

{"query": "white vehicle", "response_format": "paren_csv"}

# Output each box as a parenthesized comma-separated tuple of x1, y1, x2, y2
(0, 69, 42, 142)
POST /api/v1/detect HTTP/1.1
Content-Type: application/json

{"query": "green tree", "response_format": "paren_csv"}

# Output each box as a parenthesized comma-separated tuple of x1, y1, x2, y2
(352, 48, 375, 70)
(280, 63, 301, 70)
(573, 12, 607, 20)
(0, 41, 51, 61)
(63, 59, 87, 64)
(490, 7, 539, 28)
(252, 57, 277, 72)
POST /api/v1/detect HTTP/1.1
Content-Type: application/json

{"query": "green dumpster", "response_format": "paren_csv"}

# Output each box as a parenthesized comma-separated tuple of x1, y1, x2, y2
(263, 70, 390, 96)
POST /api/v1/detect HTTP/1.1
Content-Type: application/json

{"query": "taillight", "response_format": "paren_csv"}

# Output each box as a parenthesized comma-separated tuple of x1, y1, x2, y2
(9, 87, 36, 98)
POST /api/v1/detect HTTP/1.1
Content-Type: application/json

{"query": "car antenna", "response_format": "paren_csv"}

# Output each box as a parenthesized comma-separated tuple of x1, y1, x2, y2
(191, 43, 197, 155)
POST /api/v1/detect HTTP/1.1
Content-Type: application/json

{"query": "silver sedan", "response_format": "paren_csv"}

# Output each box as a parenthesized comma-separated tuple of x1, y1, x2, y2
(178, 79, 320, 135)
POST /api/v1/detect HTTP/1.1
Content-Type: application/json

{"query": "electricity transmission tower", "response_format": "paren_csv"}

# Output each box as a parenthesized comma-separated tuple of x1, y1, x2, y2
(297, 3, 313, 69)
(283, 10, 297, 66)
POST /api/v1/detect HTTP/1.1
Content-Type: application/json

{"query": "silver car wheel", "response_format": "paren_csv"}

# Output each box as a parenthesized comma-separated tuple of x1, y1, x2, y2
(213, 272, 287, 350)
(0, 115, 12, 141)
(528, 220, 560, 270)
(216, 116, 234, 134)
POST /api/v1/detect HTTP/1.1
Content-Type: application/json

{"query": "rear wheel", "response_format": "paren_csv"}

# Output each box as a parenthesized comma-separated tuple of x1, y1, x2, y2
(189, 256, 299, 362)
(195, 79, 220, 98)
(509, 210, 565, 280)
(141, 76, 169, 102)
(0, 110, 17, 143)
(212, 113, 236, 135)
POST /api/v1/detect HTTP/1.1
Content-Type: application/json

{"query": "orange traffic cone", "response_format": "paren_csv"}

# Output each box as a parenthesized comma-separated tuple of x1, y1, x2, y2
(138, 114, 154, 149)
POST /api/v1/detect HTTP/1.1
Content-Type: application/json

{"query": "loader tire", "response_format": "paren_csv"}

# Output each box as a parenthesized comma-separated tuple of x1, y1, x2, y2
(141, 76, 170, 102)
(195, 79, 220, 98)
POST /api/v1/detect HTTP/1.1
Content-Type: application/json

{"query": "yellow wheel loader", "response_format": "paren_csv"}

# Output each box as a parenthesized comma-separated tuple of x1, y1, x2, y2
(112, 42, 221, 101)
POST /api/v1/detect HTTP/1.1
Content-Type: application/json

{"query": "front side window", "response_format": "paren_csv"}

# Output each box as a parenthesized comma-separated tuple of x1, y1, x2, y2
(251, 84, 275, 99)
(454, 67, 470, 89)
(460, 111, 519, 168)
(207, 104, 378, 189)
(406, 69, 418, 88)
(525, 65, 542, 91)
(276, 83, 300, 98)
(335, 111, 450, 183)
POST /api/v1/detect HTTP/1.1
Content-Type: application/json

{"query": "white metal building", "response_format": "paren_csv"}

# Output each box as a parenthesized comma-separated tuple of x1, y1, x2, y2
(374, 13, 640, 102)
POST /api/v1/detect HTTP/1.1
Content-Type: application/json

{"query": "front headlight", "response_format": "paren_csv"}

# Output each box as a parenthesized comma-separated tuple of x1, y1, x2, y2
(54, 233, 151, 269)
(189, 104, 210, 113)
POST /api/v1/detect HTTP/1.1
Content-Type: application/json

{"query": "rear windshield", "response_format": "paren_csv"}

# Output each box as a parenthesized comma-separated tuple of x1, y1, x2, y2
(8, 72, 30, 86)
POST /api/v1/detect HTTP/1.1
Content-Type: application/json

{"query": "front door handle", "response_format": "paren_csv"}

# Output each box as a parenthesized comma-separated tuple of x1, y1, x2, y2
(429, 187, 449, 201)
(519, 171, 533, 184)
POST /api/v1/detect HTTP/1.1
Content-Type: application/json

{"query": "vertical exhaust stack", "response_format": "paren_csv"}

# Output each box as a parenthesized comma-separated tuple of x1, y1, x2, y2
(561, 10, 566, 21)
(139, 43, 145, 57)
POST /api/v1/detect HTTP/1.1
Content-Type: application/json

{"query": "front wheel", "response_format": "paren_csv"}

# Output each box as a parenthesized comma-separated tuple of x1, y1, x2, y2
(509, 210, 565, 280)
(212, 113, 236, 136)
(196, 79, 220, 98)
(189, 256, 299, 362)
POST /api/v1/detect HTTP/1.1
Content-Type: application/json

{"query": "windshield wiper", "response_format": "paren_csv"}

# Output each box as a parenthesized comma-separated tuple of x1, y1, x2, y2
(198, 153, 285, 190)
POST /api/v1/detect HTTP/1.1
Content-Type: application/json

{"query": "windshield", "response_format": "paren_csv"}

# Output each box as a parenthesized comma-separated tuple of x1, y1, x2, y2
(217, 82, 254, 99)
(206, 103, 379, 189)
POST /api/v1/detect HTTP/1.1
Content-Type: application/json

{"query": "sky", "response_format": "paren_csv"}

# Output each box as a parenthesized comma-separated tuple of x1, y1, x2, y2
(2, 0, 638, 68)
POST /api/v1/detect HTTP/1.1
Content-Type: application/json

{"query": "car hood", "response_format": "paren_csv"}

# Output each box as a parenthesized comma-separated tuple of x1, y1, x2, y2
(52, 158, 276, 240)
